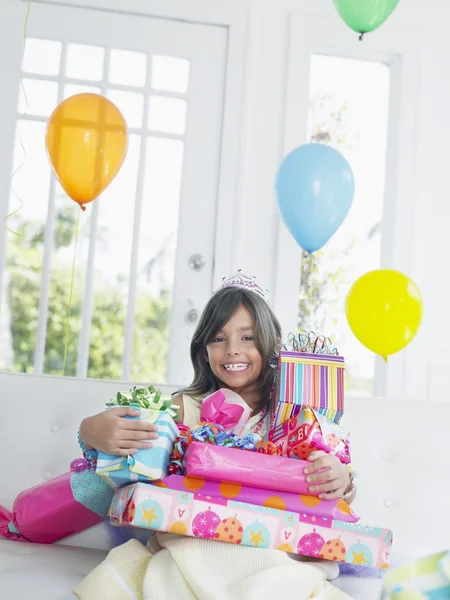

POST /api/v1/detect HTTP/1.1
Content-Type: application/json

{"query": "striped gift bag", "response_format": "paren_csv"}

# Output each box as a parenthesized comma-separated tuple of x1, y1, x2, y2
(271, 351, 345, 427)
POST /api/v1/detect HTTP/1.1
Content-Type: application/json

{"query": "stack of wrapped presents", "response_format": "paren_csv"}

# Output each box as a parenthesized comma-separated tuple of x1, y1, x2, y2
(0, 335, 392, 571)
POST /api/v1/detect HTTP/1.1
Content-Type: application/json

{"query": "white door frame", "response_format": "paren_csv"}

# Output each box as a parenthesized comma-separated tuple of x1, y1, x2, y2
(1, 0, 248, 384)
(273, 13, 421, 399)
(14, 0, 249, 290)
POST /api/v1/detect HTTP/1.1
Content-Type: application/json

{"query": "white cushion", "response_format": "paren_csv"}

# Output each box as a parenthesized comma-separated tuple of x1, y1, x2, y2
(1, 372, 450, 598)
(0, 539, 106, 599)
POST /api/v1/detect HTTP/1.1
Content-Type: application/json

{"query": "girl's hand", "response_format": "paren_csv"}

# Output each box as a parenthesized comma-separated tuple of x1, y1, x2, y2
(79, 407, 158, 456)
(304, 451, 350, 500)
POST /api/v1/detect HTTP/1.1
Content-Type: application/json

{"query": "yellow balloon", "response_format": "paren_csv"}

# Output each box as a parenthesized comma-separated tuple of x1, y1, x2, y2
(45, 93, 128, 209)
(345, 269, 423, 360)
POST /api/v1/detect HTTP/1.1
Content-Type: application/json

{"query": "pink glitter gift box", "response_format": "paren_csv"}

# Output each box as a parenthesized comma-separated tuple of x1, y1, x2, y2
(108, 483, 392, 568)
(0, 459, 114, 543)
(183, 441, 312, 495)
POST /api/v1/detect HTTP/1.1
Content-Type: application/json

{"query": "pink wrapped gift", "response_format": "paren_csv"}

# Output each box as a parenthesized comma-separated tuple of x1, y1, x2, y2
(109, 483, 392, 568)
(183, 441, 312, 495)
(200, 389, 252, 435)
(262, 407, 351, 465)
(154, 475, 360, 523)
(0, 459, 114, 543)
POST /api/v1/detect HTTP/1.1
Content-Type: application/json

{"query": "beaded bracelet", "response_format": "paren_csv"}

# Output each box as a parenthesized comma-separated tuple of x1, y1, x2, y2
(77, 429, 98, 465)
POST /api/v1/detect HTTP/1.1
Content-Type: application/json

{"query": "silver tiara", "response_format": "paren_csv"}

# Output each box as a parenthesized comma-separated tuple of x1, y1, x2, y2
(218, 269, 270, 302)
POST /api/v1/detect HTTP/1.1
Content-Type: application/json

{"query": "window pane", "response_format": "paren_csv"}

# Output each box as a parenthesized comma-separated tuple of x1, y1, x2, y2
(300, 55, 390, 396)
(22, 38, 62, 76)
(64, 84, 102, 99)
(109, 49, 147, 87)
(151, 55, 190, 93)
(18, 78, 59, 117)
(148, 96, 187, 135)
(66, 43, 105, 81)
(87, 134, 142, 381)
(131, 137, 185, 383)
(44, 195, 86, 376)
(1, 120, 51, 373)
(107, 89, 144, 128)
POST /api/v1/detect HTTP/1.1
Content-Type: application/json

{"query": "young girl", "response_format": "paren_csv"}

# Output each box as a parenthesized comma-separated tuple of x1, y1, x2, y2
(77, 275, 354, 600)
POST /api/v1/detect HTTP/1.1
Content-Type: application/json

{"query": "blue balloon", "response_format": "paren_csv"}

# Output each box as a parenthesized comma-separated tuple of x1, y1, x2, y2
(276, 143, 354, 253)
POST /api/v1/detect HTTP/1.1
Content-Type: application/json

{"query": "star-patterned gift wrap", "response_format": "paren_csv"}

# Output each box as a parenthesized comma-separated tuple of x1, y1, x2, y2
(108, 483, 392, 568)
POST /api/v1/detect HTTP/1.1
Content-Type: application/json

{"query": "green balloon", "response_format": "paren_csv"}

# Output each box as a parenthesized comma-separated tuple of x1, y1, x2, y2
(333, 0, 400, 35)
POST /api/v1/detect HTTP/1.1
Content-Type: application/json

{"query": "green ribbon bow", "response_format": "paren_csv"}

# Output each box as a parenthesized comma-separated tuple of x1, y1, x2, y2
(106, 385, 179, 420)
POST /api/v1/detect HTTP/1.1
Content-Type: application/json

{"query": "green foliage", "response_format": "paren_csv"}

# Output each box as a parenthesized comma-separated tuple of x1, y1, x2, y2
(298, 249, 348, 334)
(298, 93, 355, 335)
(5, 209, 169, 381)
(130, 290, 170, 383)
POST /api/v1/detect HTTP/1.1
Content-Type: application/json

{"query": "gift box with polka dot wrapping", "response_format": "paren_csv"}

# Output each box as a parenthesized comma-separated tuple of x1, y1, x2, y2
(153, 474, 360, 523)
(108, 482, 392, 568)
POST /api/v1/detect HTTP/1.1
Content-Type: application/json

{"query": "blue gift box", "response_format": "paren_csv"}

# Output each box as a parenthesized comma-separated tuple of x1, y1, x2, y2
(96, 409, 179, 489)
(384, 552, 450, 599)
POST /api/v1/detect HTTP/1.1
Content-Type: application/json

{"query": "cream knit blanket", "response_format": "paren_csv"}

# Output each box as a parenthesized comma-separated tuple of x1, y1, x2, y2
(74, 535, 351, 600)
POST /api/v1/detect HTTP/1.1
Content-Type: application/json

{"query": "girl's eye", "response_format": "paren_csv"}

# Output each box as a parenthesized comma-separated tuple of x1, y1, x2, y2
(211, 336, 225, 343)
(243, 335, 255, 342)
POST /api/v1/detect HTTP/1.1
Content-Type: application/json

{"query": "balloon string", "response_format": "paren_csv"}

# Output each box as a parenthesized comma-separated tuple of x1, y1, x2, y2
(308, 253, 313, 323)
(24, 0, 31, 39)
(62, 209, 81, 375)
(5, 0, 31, 236)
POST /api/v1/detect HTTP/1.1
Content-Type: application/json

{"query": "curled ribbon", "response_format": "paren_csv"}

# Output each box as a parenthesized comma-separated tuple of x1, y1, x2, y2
(169, 423, 261, 476)
(283, 331, 339, 355)
(70, 457, 93, 473)
(257, 441, 282, 456)
(106, 385, 179, 420)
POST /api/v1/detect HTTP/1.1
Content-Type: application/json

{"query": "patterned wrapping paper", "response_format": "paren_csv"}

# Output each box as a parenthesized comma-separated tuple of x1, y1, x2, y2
(261, 407, 351, 465)
(383, 551, 450, 599)
(439, 551, 450, 581)
(109, 483, 392, 568)
(272, 351, 345, 427)
(97, 410, 179, 488)
(153, 475, 360, 523)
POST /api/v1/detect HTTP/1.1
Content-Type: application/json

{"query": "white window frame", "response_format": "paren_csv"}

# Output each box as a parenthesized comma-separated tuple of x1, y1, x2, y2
(0, 0, 248, 384)
(273, 13, 421, 399)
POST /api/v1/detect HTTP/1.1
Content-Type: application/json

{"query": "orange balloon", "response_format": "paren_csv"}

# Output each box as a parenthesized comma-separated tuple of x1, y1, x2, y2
(45, 93, 128, 209)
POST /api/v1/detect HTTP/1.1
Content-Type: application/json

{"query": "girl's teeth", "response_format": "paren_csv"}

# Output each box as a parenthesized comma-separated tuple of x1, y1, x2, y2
(224, 364, 248, 372)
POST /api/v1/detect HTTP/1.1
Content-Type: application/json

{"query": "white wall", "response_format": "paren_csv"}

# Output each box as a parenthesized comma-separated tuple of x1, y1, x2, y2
(222, 0, 450, 402)
(7, 0, 450, 402)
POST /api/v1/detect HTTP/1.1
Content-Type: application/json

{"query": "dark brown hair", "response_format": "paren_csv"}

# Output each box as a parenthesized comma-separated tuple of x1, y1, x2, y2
(180, 286, 281, 411)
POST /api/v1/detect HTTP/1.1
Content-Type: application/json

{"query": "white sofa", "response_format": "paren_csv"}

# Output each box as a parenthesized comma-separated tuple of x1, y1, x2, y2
(0, 372, 449, 599)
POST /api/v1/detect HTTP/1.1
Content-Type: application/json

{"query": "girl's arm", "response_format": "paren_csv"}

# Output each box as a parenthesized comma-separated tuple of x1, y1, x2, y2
(79, 407, 158, 455)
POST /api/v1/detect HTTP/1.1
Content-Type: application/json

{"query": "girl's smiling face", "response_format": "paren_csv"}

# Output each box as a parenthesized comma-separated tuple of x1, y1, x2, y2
(205, 304, 263, 397)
